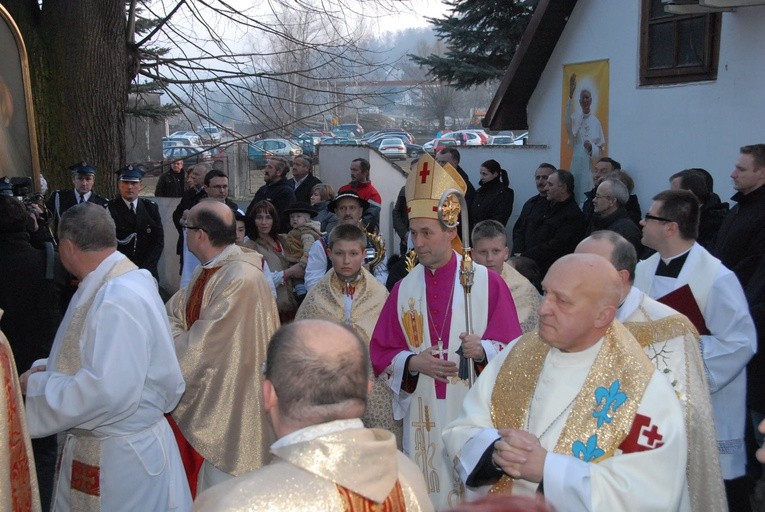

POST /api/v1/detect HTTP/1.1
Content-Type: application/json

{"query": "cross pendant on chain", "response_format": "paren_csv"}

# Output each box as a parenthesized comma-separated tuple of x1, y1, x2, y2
(432, 339, 447, 360)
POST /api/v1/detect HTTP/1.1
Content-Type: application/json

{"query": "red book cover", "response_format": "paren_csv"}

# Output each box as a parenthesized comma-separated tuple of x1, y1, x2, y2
(657, 284, 711, 335)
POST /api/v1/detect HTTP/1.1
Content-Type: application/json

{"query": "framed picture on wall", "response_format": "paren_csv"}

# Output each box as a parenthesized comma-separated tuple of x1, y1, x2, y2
(0, 4, 40, 185)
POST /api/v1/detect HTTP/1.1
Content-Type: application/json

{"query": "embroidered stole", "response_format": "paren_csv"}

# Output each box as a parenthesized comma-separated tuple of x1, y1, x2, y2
(634, 247, 721, 319)
(0, 340, 37, 511)
(174, 265, 221, 498)
(489, 321, 654, 494)
(53, 257, 138, 511)
(185, 267, 221, 326)
(336, 480, 406, 512)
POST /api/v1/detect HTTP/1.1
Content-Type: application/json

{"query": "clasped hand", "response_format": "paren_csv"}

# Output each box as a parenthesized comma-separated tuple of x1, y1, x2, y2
(408, 333, 485, 383)
(493, 429, 547, 483)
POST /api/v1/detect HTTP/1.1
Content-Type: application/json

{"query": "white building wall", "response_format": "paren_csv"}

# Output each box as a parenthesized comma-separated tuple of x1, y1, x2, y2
(525, 1, 765, 209)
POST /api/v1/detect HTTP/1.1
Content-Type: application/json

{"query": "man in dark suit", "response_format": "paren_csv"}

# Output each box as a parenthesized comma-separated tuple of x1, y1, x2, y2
(290, 155, 321, 205)
(46, 161, 108, 233)
(172, 163, 208, 273)
(108, 164, 164, 279)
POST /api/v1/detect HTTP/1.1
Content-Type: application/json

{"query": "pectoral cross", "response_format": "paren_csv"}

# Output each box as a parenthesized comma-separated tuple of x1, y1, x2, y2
(432, 339, 447, 360)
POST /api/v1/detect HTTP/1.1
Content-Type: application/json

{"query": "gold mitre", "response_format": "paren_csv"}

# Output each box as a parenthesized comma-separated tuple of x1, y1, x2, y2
(406, 153, 467, 220)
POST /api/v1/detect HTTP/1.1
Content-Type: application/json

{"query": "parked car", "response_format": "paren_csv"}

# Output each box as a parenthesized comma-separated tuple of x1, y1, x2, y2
(257, 138, 303, 157)
(488, 135, 516, 145)
(329, 129, 355, 139)
(168, 131, 203, 146)
(336, 123, 364, 137)
(367, 137, 407, 160)
(365, 131, 415, 146)
(164, 135, 202, 147)
(405, 143, 424, 158)
(422, 137, 459, 154)
(319, 137, 358, 145)
(162, 145, 211, 171)
(162, 140, 182, 150)
(293, 136, 315, 157)
(247, 143, 273, 169)
(197, 125, 222, 143)
(448, 130, 485, 146)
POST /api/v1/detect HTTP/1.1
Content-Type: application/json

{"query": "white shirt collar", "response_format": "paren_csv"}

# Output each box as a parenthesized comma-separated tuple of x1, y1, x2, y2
(271, 418, 364, 450)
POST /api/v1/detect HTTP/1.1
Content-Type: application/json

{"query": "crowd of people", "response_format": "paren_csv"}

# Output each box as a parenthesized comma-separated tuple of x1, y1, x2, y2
(0, 142, 763, 512)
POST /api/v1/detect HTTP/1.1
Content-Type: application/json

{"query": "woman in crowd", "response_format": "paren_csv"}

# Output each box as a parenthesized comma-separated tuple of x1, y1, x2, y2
(295, 224, 402, 447)
(310, 183, 338, 233)
(244, 200, 301, 323)
(469, 159, 514, 236)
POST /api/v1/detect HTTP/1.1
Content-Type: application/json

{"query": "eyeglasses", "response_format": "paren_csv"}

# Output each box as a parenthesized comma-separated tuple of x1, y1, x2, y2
(644, 213, 674, 223)
(185, 225, 207, 232)
(594, 194, 614, 200)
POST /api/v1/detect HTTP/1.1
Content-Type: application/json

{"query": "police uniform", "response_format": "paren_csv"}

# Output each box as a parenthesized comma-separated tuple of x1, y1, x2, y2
(46, 162, 108, 232)
(108, 165, 164, 280)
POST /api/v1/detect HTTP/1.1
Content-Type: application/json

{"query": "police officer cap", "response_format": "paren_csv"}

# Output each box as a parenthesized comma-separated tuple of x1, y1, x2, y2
(116, 164, 145, 182)
(68, 161, 97, 175)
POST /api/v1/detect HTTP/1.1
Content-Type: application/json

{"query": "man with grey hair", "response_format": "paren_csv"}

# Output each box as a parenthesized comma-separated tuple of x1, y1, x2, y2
(194, 319, 433, 512)
(444, 253, 688, 511)
(21, 202, 191, 511)
(586, 177, 642, 254)
(576, 231, 726, 511)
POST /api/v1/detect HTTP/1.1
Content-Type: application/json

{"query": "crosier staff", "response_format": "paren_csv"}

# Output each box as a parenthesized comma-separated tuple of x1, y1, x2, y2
(437, 188, 476, 386)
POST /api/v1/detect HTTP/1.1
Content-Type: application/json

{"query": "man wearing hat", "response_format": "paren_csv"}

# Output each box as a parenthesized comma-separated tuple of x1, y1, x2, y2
(368, 154, 521, 510)
(46, 161, 108, 233)
(107, 164, 164, 280)
(304, 190, 387, 291)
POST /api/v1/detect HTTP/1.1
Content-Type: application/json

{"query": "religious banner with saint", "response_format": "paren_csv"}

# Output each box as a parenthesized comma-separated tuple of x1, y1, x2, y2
(560, 59, 609, 203)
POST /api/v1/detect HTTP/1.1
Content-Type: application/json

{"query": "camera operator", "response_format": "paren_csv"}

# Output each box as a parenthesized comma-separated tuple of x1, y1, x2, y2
(0, 194, 66, 510)
(1, 175, 56, 248)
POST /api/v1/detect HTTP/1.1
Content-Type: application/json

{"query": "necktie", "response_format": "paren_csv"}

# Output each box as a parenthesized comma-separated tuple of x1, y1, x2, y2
(129, 202, 135, 214)
(78, 194, 83, 204)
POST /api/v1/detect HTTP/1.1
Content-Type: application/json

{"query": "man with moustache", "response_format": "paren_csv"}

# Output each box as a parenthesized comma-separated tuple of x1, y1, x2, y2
(246, 156, 296, 234)
(304, 190, 387, 291)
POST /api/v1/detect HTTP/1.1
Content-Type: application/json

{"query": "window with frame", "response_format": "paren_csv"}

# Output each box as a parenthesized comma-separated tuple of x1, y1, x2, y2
(640, 0, 721, 85)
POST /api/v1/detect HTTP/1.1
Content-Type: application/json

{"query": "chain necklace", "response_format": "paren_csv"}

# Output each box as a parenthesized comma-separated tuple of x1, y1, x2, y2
(425, 274, 457, 360)
(527, 392, 577, 442)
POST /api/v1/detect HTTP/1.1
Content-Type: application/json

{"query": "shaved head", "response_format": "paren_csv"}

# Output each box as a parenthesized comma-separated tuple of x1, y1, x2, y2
(265, 319, 369, 428)
(538, 254, 620, 352)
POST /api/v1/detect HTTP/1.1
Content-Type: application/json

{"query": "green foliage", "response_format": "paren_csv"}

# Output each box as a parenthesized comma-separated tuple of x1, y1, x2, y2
(125, 102, 179, 122)
(410, 0, 537, 89)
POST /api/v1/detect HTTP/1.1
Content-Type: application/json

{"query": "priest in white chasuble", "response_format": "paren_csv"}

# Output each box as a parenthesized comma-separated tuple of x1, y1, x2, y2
(576, 231, 726, 512)
(370, 154, 521, 510)
(296, 223, 401, 446)
(443, 254, 689, 512)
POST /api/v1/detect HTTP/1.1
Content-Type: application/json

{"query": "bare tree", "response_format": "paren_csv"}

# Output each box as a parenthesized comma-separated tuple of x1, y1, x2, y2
(3, 0, 413, 191)
(403, 39, 464, 130)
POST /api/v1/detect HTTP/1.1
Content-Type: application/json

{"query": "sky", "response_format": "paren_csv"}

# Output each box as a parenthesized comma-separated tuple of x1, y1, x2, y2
(372, 0, 449, 36)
